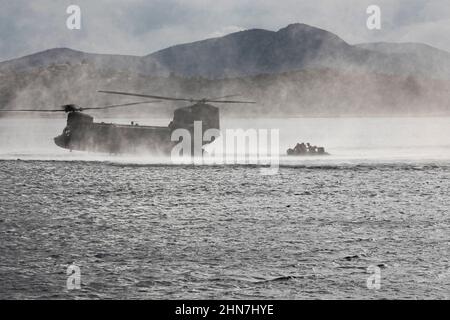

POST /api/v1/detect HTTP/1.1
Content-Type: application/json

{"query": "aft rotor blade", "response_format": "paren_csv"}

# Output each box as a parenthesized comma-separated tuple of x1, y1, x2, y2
(204, 99, 256, 104)
(99, 90, 256, 104)
(207, 94, 241, 100)
(98, 90, 196, 102)
(82, 101, 161, 111)
(0, 109, 64, 112)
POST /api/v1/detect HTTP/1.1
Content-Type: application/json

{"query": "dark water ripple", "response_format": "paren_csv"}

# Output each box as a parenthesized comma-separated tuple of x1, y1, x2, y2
(0, 160, 449, 299)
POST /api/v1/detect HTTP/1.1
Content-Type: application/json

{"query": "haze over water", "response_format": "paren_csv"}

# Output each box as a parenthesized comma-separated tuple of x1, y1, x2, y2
(1, 117, 450, 163)
(0, 117, 449, 299)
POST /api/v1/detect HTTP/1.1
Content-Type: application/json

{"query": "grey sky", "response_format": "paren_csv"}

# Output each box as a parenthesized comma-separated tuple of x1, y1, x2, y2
(1, 0, 450, 62)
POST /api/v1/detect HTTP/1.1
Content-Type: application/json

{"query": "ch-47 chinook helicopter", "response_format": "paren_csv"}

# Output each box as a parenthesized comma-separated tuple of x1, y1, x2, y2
(0, 91, 255, 154)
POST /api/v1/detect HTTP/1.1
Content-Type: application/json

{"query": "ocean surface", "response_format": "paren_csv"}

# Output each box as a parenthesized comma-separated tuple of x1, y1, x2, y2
(0, 117, 449, 299)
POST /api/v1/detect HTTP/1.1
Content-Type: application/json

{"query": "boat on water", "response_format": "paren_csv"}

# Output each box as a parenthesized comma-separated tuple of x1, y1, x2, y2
(287, 142, 329, 156)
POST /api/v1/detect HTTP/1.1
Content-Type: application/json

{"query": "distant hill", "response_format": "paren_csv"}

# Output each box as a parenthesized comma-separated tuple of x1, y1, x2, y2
(147, 24, 364, 78)
(0, 48, 164, 75)
(147, 23, 450, 79)
(1, 23, 450, 116)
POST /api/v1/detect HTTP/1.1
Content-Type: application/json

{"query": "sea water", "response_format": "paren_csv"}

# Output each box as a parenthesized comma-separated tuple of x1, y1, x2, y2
(0, 117, 449, 299)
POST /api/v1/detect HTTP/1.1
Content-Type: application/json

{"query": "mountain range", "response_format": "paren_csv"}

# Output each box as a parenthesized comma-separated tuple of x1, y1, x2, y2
(1, 23, 450, 116)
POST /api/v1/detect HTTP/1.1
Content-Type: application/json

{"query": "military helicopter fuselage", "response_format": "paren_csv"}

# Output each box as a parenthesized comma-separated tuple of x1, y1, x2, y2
(1, 91, 253, 154)
(53, 103, 220, 154)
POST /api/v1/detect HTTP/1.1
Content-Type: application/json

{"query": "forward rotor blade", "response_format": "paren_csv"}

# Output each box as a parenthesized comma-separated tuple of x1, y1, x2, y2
(82, 101, 161, 111)
(98, 90, 195, 103)
(0, 109, 64, 112)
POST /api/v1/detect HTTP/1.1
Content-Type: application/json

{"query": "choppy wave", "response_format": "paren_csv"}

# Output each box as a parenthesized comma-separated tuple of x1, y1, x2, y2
(1, 159, 449, 299)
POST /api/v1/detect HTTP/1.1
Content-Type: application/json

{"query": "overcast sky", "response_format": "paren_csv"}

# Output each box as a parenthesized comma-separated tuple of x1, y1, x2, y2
(1, 0, 450, 61)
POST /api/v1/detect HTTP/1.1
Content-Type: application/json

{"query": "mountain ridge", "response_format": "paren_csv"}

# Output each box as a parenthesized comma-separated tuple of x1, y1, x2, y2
(1, 23, 450, 116)
(2, 23, 450, 80)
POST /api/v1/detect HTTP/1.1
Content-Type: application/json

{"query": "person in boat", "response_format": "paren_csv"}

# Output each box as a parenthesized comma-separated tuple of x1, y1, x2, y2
(293, 143, 307, 155)
(299, 143, 307, 154)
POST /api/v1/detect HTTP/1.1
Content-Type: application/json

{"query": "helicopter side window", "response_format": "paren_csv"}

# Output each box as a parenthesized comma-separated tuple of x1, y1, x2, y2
(63, 127, 71, 136)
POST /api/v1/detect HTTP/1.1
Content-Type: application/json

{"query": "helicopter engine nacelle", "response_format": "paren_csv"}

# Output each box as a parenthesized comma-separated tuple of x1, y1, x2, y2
(169, 103, 220, 142)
